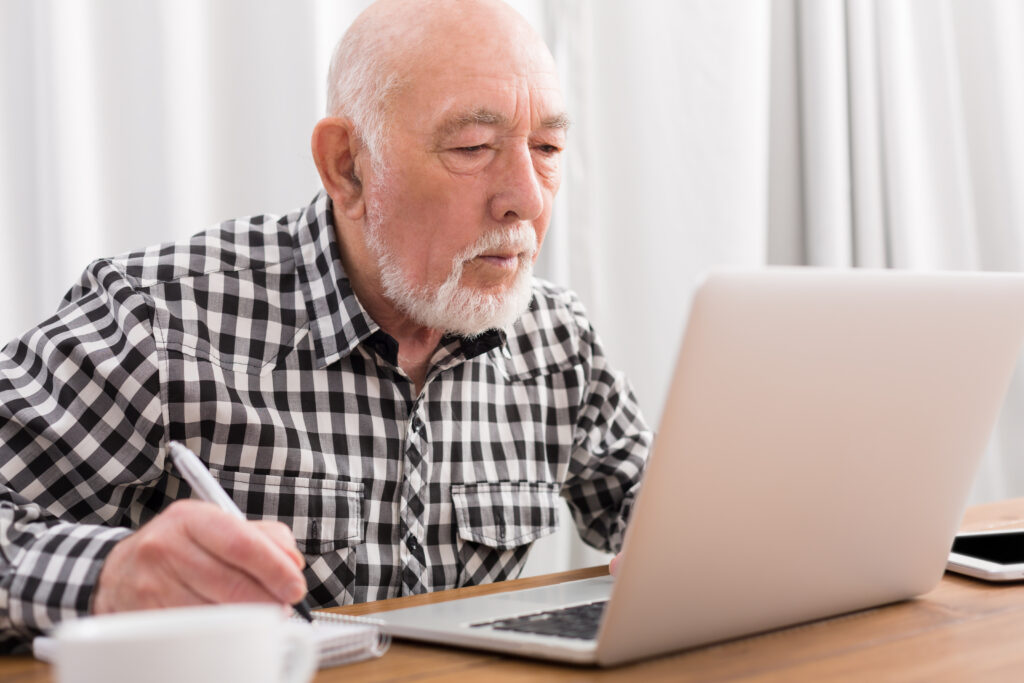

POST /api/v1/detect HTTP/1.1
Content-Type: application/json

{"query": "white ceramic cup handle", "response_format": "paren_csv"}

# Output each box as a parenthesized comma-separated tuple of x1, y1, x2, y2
(280, 622, 318, 683)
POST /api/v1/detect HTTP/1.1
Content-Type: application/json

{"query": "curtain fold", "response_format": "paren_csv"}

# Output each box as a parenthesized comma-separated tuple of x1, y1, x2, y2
(528, 0, 772, 576)
(770, 0, 1024, 503)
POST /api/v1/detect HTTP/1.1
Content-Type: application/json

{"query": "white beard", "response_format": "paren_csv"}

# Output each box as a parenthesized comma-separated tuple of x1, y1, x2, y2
(364, 204, 537, 338)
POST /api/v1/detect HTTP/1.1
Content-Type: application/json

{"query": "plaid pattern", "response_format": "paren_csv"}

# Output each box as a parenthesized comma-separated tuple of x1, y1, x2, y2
(0, 191, 651, 648)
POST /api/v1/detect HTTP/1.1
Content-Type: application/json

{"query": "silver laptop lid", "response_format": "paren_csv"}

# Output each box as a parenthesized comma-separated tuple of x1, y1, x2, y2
(597, 268, 1024, 665)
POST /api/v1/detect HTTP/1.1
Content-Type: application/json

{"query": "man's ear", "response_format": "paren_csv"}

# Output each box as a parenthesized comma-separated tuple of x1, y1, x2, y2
(311, 117, 366, 220)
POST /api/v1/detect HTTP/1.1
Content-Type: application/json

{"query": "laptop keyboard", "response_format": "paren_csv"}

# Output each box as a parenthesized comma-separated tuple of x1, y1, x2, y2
(471, 600, 608, 640)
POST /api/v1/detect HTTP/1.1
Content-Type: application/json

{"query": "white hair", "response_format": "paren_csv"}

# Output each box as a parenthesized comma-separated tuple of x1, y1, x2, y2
(325, 19, 414, 168)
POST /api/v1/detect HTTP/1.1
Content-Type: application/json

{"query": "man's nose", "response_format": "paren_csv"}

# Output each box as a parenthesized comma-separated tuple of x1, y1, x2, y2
(489, 144, 545, 224)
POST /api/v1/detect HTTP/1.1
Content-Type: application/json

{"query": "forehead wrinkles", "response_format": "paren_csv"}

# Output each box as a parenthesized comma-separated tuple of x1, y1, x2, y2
(435, 108, 570, 143)
(428, 78, 567, 140)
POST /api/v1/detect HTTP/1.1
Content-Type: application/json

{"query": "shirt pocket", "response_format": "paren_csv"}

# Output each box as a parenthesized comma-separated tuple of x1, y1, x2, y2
(450, 481, 561, 549)
(209, 469, 365, 555)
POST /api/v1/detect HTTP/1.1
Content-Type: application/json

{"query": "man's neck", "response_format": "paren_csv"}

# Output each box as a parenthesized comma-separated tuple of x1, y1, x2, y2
(394, 331, 443, 394)
(355, 280, 446, 393)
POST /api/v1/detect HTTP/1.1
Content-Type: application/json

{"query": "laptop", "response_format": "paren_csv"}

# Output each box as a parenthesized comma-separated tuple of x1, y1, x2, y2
(374, 268, 1024, 666)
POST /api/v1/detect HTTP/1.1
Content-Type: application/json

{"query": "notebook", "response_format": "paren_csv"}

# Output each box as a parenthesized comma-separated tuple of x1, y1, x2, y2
(34, 610, 389, 669)
(373, 267, 1024, 666)
(296, 611, 389, 668)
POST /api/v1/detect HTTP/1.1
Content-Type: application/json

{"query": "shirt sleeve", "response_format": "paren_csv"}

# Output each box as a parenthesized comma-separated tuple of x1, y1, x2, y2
(560, 298, 652, 554)
(0, 258, 165, 647)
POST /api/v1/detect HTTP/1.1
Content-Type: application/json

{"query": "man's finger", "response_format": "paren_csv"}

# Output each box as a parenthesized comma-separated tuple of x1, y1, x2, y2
(149, 580, 211, 610)
(609, 552, 622, 576)
(163, 536, 289, 605)
(182, 508, 307, 604)
(251, 520, 306, 569)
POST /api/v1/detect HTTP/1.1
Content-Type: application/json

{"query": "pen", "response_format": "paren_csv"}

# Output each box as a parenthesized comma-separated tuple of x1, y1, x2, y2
(168, 441, 315, 622)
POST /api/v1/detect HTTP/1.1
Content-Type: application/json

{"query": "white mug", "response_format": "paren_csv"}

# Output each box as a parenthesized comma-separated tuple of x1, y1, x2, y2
(52, 603, 317, 683)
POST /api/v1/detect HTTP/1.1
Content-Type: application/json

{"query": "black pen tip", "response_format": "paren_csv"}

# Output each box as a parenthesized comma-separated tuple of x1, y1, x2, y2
(293, 599, 315, 623)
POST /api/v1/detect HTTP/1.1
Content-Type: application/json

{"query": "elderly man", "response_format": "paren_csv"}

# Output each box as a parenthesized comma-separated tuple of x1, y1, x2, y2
(0, 0, 649, 647)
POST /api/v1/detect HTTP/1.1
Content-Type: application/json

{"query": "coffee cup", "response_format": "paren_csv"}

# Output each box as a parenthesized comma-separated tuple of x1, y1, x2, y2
(51, 603, 316, 683)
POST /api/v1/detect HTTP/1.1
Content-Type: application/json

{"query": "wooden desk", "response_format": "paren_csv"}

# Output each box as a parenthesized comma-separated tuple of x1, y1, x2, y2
(5, 498, 1024, 682)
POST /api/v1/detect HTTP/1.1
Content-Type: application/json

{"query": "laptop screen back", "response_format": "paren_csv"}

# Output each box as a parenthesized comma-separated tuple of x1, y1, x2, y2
(597, 268, 1024, 665)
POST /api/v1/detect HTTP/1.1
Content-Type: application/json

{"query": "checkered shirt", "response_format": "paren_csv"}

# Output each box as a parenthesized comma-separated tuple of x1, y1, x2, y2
(0, 191, 651, 648)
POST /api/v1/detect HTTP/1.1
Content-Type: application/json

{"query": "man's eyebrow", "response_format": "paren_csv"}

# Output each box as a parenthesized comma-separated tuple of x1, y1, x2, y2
(541, 112, 571, 131)
(435, 109, 509, 140)
(434, 109, 571, 140)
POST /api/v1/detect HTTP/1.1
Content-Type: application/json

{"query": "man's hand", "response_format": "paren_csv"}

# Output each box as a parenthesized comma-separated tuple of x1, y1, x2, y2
(92, 500, 307, 614)
(609, 552, 622, 576)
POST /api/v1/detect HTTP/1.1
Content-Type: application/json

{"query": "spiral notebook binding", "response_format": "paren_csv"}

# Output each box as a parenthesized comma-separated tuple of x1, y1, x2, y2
(291, 610, 391, 668)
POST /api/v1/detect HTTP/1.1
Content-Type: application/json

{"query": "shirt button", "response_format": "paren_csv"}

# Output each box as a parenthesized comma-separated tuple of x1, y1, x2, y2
(407, 536, 420, 551)
(411, 416, 423, 432)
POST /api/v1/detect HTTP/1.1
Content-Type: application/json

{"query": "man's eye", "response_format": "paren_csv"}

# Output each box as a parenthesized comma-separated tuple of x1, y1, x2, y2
(534, 144, 562, 155)
(455, 145, 489, 154)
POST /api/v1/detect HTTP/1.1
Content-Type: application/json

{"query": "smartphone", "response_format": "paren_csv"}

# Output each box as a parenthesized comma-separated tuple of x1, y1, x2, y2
(946, 529, 1024, 581)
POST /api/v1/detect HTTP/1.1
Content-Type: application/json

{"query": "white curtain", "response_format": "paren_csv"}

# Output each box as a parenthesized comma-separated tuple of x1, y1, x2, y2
(769, 0, 1024, 506)
(529, 0, 770, 573)
(3, 0, 1021, 577)
(0, 0, 360, 333)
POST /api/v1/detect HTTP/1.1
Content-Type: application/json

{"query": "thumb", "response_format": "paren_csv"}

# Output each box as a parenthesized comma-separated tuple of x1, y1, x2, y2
(253, 520, 306, 569)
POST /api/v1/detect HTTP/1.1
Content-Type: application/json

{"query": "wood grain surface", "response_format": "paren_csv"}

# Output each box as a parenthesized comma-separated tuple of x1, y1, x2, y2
(6, 498, 1024, 682)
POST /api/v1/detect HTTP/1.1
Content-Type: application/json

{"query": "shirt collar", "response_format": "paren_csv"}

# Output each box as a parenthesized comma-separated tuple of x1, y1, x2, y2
(294, 191, 382, 369)
(294, 191, 512, 369)
(448, 329, 508, 360)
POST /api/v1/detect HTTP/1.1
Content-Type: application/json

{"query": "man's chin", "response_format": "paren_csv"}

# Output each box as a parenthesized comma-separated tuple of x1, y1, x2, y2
(382, 258, 535, 337)
(460, 270, 522, 293)
(436, 281, 534, 337)
(459, 282, 518, 300)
